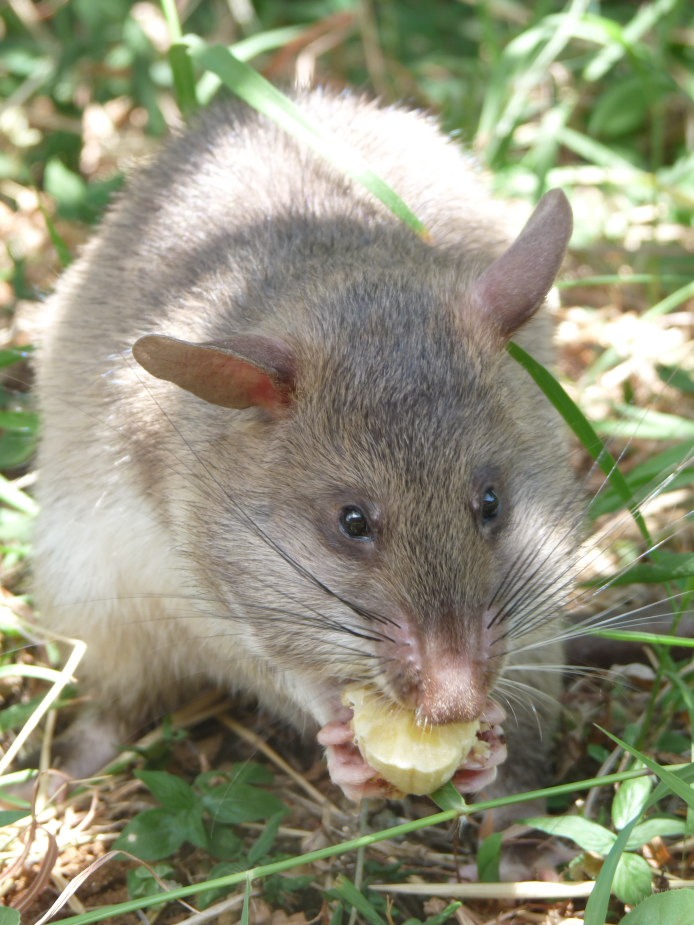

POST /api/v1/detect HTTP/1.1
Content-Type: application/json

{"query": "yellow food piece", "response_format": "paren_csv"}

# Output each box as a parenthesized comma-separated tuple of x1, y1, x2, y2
(343, 685, 482, 796)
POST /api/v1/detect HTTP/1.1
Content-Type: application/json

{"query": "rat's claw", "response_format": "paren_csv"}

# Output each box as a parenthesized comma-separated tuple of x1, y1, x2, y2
(452, 722, 507, 793)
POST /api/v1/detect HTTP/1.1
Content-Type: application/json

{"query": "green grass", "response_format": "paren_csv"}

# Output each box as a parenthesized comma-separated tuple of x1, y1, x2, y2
(0, 1, 692, 923)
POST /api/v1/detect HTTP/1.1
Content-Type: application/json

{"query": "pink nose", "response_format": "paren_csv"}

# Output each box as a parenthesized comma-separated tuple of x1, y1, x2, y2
(416, 656, 487, 725)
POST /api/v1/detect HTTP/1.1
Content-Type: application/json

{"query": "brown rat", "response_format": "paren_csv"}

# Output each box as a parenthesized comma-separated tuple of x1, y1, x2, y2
(33, 88, 577, 803)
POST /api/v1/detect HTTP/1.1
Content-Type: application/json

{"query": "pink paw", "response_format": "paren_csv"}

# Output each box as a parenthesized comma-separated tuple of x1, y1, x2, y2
(317, 701, 507, 802)
(317, 719, 397, 800)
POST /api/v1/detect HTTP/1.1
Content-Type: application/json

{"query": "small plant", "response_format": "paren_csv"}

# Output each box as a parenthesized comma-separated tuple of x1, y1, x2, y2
(525, 765, 688, 905)
(115, 763, 287, 907)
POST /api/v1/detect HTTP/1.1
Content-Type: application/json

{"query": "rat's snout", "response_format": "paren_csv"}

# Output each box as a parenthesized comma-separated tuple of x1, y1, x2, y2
(416, 653, 489, 725)
(388, 640, 490, 726)
(382, 612, 494, 725)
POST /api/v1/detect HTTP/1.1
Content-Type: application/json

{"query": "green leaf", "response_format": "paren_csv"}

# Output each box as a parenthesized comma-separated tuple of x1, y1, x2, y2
(0, 347, 33, 370)
(477, 832, 502, 881)
(196, 861, 245, 909)
(205, 823, 244, 861)
(420, 902, 463, 925)
(0, 696, 48, 732)
(612, 851, 653, 906)
(523, 815, 616, 856)
(588, 75, 670, 140)
(262, 873, 316, 911)
(200, 782, 284, 824)
(657, 363, 694, 393)
(135, 770, 196, 811)
(626, 816, 686, 850)
(644, 280, 694, 320)
(589, 441, 694, 518)
(196, 763, 273, 790)
(600, 553, 694, 587)
(44, 158, 86, 213)
(115, 808, 191, 860)
(430, 780, 467, 811)
(126, 862, 175, 900)
(247, 809, 286, 865)
(0, 410, 39, 431)
(0, 909, 21, 925)
(585, 283, 694, 381)
(0, 809, 27, 826)
(183, 806, 210, 850)
(620, 889, 694, 924)
(0, 430, 37, 470)
(612, 770, 652, 830)
(160, 0, 182, 40)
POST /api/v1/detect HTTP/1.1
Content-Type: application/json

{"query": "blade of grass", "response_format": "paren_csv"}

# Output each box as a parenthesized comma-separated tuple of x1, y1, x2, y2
(160, 0, 182, 41)
(478, 0, 591, 165)
(585, 733, 694, 922)
(595, 408, 694, 442)
(39, 203, 72, 268)
(643, 279, 694, 320)
(160, 0, 197, 114)
(169, 43, 198, 116)
(558, 125, 649, 174)
(557, 274, 689, 288)
(332, 875, 388, 925)
(184, 42, 428, 238)
(38, 764, 686, 925)
(507, 341, 651, 544)
(196, 26, 314, 105)
(583, 0, 680, 82)
(583, 814, 641, 925)
(230, 25, 316, 62)
(599, 729, 694, 810)
(594, 630, 694, 647)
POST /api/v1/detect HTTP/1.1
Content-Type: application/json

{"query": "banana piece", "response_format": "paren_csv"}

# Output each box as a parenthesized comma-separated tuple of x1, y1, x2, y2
(343, 685, 485, 796)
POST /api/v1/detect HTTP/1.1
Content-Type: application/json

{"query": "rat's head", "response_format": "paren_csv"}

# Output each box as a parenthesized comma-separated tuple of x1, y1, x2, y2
(133, 190, 576, 726)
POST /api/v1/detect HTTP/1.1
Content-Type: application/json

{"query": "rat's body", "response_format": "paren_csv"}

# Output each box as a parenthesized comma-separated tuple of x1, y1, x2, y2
(35, 89, 577, 800)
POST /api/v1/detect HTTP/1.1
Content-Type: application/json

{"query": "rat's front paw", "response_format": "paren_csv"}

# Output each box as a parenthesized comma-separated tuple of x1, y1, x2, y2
(318, 721, 397, 800)
(318, 700, 507, 801)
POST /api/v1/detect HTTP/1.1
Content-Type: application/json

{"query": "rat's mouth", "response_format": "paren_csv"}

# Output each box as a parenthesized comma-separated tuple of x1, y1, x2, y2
(317, 696, 507, 801)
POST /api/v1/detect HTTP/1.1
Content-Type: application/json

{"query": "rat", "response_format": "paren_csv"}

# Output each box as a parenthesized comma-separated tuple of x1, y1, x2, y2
(33, 87, 576, 805)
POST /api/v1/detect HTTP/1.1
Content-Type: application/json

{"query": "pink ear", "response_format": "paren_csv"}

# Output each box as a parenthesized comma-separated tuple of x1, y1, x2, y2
(132, 333, 296, 415)
(471, 189, 573, 340)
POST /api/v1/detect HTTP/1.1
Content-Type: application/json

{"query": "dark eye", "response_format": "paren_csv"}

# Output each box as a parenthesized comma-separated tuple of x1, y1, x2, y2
(481, 487, 500, 523)
(339, 505, 371, 539)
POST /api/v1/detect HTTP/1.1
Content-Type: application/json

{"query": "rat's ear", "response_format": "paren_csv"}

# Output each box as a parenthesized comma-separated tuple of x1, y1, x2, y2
(471, 189, 572, 340)
(132, 333, 296, 415)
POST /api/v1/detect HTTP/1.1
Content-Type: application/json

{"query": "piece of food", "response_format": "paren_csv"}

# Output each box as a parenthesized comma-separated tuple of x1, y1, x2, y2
(343, 685, 486, 796)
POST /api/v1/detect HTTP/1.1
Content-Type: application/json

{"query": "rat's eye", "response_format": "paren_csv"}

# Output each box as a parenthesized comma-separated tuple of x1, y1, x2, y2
(339, 505, 371, 539)
(481, 488, 500, 523)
